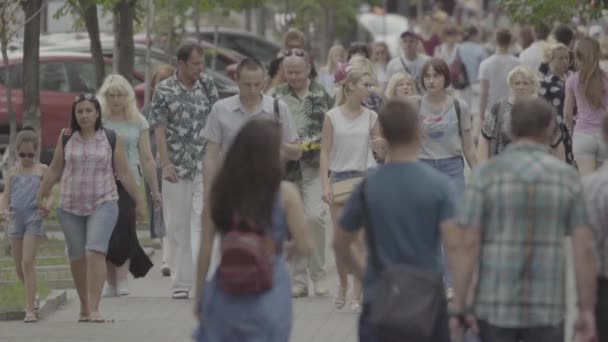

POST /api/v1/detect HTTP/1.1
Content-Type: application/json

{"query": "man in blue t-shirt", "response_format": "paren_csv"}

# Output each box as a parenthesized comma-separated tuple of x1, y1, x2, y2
(334, 98, 464, 342)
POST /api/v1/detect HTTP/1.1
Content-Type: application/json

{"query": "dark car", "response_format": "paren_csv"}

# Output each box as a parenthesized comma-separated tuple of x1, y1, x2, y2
(186, 27, 281, 64)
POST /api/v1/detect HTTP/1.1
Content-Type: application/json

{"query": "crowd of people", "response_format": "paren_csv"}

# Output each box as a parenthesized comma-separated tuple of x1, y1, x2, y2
(1, 10, 608, 342)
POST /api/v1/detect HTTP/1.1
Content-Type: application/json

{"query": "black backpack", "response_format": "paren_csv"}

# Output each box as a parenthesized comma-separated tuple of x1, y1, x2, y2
(61, 128, 117, 171)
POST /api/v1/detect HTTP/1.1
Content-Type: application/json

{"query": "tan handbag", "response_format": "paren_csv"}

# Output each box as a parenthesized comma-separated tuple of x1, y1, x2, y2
(330, 110, 372, 205)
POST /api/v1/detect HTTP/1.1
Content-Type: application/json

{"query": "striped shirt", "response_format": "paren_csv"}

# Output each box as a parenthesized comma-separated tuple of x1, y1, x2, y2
(458, 142, 589, 328)
(582, 164, 608, 279)
(60, 130, 118, 216)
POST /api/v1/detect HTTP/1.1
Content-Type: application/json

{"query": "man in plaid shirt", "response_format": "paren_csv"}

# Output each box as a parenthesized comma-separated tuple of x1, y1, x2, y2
(582, 115, 608, 342)
(454, 98, 597, 341)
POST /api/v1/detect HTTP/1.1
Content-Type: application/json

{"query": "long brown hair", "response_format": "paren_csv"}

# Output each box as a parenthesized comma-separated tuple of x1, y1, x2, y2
(211, 118, 283, 233)
(575, 37, 605, 109)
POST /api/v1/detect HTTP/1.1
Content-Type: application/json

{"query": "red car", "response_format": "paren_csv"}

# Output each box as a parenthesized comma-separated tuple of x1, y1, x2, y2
(0, 51, 146, 163)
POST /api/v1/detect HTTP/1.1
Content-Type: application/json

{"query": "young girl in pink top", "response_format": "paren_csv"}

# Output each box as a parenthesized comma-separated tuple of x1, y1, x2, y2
(564, 36, 608, 175)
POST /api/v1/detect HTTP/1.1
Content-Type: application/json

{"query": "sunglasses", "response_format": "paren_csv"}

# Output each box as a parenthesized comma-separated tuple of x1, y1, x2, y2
(283, 48, 310, 61)
(74, 93, 97, 103)
(18, 152, 35, 159)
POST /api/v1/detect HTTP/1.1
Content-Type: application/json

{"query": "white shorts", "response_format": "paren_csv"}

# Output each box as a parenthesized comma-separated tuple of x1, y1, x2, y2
(572, 131, 608, 162)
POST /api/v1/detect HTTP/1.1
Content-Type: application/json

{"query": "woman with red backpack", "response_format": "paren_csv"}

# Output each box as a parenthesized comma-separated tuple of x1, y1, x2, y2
(193, 118, 313, 341)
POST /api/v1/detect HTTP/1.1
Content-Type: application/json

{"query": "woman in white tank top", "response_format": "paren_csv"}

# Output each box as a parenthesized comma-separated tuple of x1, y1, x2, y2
(320, 67, 384, 313)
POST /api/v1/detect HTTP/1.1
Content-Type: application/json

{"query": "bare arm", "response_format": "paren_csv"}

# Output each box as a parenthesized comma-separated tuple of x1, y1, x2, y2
(202, 142, 220, 199)
(0, 169, 14, 212)
(282, 142, 302, 161)
(155, 125, 177, 183)
(194, 194, 216, 310)
(37, 135, 65, 203)
(446, 222, 481, 312)
(572, 226, 597, 312)
(476, 135, 490, 164)
(138, 129, 160, 195)
(282, 181, 313, 256)
(478, 79, 489, 128)
(552, 142, 566, 162)
(319, 115, 334, 203)
(564, 87, 576, 131)
(461, 129, 477, 169)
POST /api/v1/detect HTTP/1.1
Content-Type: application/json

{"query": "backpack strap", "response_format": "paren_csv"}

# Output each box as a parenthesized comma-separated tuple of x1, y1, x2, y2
(103, 128, 117, 172)
(273, 97, 280, 121)
(453, 99, 463, 143)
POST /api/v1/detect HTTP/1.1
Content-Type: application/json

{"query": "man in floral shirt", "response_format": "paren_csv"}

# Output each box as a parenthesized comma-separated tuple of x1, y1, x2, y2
(150, 42, 219, 299)
(272, 49, 334, 297)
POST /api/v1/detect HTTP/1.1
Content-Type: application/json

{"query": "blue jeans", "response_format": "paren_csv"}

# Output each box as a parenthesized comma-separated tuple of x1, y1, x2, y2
(330, 170, 366, 184)
(420, 156, 465, 291)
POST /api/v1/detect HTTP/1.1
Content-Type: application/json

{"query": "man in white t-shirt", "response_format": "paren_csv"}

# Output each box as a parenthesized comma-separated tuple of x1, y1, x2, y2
(478, 29, 519, 138)
(386, 31, 430, 95)
(518, 23, 550, 75)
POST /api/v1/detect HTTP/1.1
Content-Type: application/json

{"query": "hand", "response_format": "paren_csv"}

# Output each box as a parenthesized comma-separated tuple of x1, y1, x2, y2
(370, 137, 387, 154)
(321, 186, 333, 205)
(162, 163, 178, 183)
(151, 192, 162, 209)
(38, 205, 51, 219)
(574, 309, 597, 342)
(135, 203, 145, 224)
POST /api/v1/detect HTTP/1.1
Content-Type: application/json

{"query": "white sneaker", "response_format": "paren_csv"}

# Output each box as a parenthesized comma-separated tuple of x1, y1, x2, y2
(102, 283, 117, 297)
(117, 280, 131, 296)
(312, 278, 329, 296)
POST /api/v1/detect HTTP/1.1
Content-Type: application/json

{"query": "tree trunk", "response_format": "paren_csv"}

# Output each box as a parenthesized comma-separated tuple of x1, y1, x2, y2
(2, 44, 16, 166)
(114, 0, 135, 83)
(79, 0, 105, 88)
(245, 7, 252, 32)
(193, 1, 200, 35)
(21, 0, 43, 132)
(255, 6, 266, 37)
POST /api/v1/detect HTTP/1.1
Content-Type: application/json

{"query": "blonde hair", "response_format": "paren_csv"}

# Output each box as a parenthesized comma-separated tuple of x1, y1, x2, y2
(543, 42, 569, 63)
(16, 130, 39, 150)
(97, 74, 144, 123)
(385, 72, 414, 98)
(334, 69, 373, 107)
(322, 45, 345, 74)
(151, 64, 175, 90)
(575, 36, 604, 109)
(507, 65, 540, 94)
(349, 56, 377, 82)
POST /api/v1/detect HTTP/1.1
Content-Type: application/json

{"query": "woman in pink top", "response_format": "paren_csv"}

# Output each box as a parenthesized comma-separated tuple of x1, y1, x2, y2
(564, 36, 608, 175)
(37, 94, 144, 322)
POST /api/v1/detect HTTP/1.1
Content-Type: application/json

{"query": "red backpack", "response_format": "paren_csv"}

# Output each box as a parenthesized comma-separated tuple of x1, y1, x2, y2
(217, 214, 275, 295)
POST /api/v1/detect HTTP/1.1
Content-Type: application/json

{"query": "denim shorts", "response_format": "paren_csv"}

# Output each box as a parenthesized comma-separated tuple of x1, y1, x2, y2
(330, 170, 366, 184)
(419, 156, 465, 197)
(57, 201, 119, 261)
(7, 208, 43, 239)
(572, 131, 608, 162)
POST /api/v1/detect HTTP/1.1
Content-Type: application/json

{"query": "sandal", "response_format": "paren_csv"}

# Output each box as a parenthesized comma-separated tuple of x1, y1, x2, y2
(334, 286, 348, 310)
(89, 312, 113, 323)
(350, 300, 362, 313)
(78, 315, 90, 323)
(23, 313, 37, 323)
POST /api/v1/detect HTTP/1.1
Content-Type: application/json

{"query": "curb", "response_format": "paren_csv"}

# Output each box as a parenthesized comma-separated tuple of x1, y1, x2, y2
(0, 289, 66, 321)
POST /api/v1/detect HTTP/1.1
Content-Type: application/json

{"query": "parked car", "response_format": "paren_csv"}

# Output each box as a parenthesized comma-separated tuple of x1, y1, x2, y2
(0, 51, 237, 164)
(186, 27, 281, 64)
(41, 38, 242, 79)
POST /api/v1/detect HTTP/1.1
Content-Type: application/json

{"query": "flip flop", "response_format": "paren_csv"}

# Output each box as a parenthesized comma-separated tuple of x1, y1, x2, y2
(78, 315, 90, 322)
(24, 314, 38, 323)
(89, 313, 114, 323)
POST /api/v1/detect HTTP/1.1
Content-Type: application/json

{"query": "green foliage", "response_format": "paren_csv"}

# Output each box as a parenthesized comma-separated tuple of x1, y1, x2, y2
(0, 279, 51, 313)
(0, 1, 23, 45)
(498, 0, 606, 24)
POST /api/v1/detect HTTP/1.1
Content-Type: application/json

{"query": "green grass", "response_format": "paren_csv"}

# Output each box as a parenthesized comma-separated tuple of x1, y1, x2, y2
(0, 280, 51, 313)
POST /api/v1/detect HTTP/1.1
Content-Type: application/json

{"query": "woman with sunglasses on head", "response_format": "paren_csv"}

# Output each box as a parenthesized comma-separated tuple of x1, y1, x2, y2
(320, 67, 384, 313)
(37, 93, 145, 323)
(97, 74, 161, 297)
(0, 129, 52, 322)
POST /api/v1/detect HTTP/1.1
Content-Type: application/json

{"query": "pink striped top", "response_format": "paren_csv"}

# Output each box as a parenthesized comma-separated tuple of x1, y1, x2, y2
(60, 130, 118, 216)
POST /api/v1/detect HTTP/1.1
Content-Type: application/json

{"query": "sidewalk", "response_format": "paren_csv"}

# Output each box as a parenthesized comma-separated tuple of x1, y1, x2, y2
(0, 252, 358, 342)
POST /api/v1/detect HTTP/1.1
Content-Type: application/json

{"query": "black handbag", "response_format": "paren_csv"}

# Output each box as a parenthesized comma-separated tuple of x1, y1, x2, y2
(360, 179, 445, 342)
